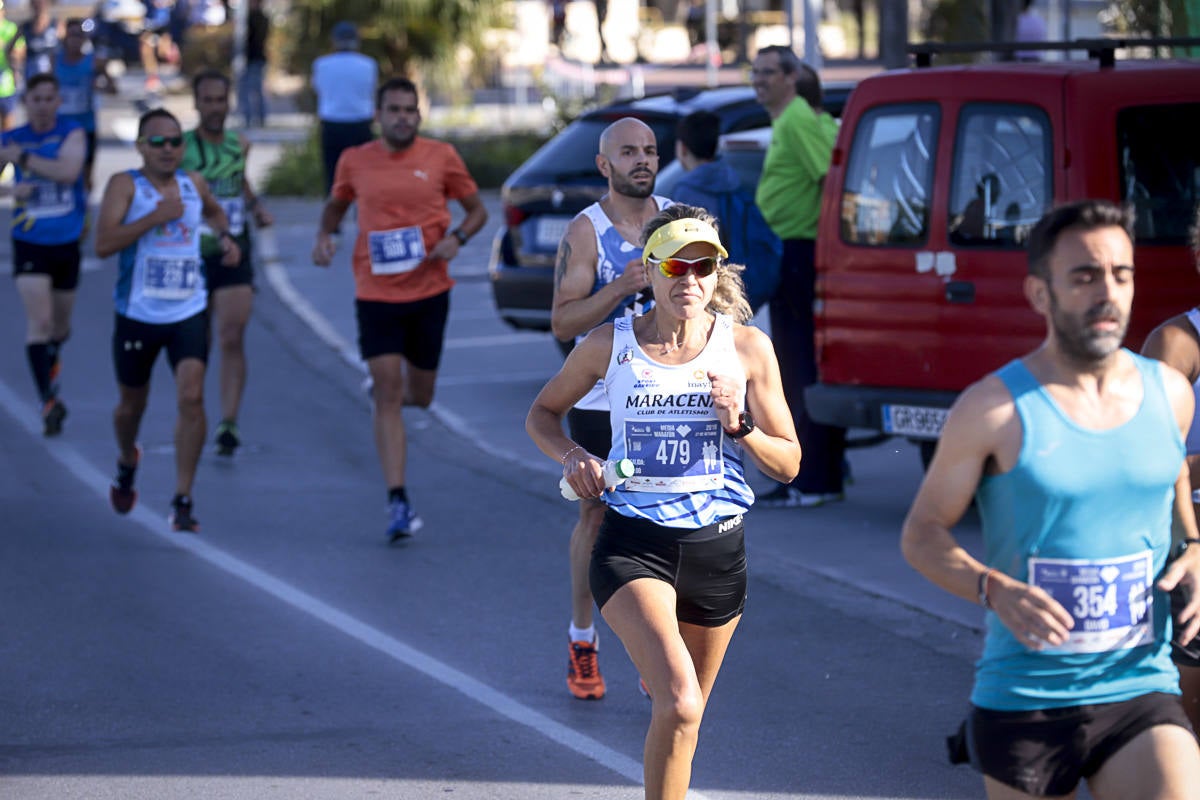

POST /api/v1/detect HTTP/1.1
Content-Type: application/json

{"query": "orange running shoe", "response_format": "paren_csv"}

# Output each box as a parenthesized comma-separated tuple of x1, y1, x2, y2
(567, 639, 605, 700)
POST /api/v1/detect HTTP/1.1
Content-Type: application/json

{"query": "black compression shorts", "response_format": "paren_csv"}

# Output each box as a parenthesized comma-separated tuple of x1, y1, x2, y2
(590, 509, 747, 627)
(966, 691, 1193, 796)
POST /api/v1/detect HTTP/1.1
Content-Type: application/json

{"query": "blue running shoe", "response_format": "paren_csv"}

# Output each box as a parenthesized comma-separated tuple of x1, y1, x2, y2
(386, 497, 423, 542)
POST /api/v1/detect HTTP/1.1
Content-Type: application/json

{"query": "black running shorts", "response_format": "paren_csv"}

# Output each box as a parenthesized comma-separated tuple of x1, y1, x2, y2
(202, 243, 254, 292)
(567, 408, 611, 460)
(12, 239, 81, 291)
(966, 692, 1193, 796)
(112, 310, 209, 388)
(589, 509, 747, 627)
(355, 291, 450, 369)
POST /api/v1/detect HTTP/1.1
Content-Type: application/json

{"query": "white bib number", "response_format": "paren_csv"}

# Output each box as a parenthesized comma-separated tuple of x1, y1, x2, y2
(622, 418, 724, 493)
(59, 86, 89, 115)
(1028, 550, 1155, 654)
(368, 226, 426, 275)
(220, 198, 245, 236)
(142, 256, 201, 300)
(25, 179, 74, 218)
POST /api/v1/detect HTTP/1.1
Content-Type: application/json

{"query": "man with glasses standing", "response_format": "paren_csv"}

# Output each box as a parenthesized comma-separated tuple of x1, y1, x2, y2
(549, 116, 671, 700)
(750, 45, 842, 508)
(94, 108, 239, 532)
(1, 72, 85, 436)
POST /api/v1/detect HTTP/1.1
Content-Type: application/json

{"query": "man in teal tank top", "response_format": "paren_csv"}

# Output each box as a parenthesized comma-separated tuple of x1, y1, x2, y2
(181, 69, 273, 457)
(902, 199, 1200, 798)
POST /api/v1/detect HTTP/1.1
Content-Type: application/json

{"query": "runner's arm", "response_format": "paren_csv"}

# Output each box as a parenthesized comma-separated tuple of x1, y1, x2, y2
(550, 215, 649, 342)
(312, 196, 351, 266)
(18, 127, 85, 184)
(426, 191, 488, 262)
(526, 326, 614, 498)
(94, 172, 159, 257)
(723, 325, 800, 483)
(901, 378, 1074, 649)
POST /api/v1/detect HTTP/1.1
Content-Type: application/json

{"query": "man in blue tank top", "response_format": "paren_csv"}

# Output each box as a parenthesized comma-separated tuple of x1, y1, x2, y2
(54, 19, 102, 191)
(0, 72, 85, 437)
(93, 108, 240, 534)
(550, 117, 672, 701)
(902, 200, 1200, 798)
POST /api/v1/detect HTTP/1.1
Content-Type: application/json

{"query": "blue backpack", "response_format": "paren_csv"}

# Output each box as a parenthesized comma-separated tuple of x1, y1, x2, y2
(716, 187, 781, 312)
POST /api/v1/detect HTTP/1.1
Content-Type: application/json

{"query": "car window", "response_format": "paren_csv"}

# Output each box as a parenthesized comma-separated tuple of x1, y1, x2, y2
(1119, 103, 1200, 245)
(840, 103, 939, 246)
(947, 103, 1052, 248)
(522, 117, 678, 180)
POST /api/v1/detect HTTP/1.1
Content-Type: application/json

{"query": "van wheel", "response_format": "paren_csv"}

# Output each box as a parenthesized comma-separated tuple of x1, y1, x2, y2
(919, 440, 938, 470)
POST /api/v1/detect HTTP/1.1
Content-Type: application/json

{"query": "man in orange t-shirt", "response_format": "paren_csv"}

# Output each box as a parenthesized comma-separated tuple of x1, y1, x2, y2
(312, 76, 488, 543)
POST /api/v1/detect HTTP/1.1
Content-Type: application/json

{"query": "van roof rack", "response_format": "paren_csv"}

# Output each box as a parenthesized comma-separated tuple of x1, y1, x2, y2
(909, 37, 1200, 69)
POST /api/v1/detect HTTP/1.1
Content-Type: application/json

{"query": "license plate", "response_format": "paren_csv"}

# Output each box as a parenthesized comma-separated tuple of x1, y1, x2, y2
(881, 404, 947, 439)
(534, 216, 571, 249)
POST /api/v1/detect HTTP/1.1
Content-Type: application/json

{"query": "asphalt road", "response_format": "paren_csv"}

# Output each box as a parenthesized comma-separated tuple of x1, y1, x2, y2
(0, 89, 991, 800)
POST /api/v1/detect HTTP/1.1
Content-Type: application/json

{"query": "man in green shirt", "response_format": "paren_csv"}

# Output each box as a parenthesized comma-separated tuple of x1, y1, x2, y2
(751, 45, 844, 508)
(181, 69, 274, 457)
(0, 2, 23, 131)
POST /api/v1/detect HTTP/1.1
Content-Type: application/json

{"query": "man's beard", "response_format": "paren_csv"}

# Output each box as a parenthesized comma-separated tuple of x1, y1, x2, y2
(611, 169, 654, 199)
(1048, 290, 1128, 364)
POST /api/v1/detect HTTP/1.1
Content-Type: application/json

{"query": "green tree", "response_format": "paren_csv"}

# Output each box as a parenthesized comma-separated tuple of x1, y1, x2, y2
(281, 0, 510, 100)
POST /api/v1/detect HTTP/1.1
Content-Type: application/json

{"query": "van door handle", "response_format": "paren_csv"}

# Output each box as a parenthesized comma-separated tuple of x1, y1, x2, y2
(945, 281, 975, 304)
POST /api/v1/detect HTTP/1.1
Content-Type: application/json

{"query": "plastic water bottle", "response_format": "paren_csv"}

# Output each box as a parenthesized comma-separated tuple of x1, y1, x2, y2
(560, 458, 635, 501)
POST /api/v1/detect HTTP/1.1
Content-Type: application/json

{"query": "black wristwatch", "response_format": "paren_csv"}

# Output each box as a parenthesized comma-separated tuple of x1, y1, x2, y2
(451, 228, 469, 246)
(725, 411, 755, 439)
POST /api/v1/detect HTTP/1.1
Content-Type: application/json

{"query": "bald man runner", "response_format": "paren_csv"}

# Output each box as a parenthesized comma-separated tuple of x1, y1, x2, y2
(550, 116, 673, 700)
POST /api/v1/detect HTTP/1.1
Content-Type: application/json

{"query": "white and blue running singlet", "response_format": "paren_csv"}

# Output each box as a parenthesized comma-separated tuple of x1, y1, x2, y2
(573, 196, 671, 412)
(971, 352, 1183, 711)
(602, 314, 754, 528)
(113, 170, 206, 324)
(4, 118, 86, 244)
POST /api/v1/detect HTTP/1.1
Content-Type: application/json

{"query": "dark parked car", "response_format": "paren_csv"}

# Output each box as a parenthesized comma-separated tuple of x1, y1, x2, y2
(488, 84, 852, 340)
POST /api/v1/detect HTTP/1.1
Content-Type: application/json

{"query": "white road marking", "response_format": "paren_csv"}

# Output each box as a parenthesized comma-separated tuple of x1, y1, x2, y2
(260, 257, 558, 475)
(0, 376, 664, 796)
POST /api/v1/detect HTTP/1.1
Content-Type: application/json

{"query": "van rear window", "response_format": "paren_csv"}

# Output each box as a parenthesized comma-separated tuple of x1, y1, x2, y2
(840, 104, 939, 246)
(948, 103, 1052, 248)
(1118, 103, 1200, 245)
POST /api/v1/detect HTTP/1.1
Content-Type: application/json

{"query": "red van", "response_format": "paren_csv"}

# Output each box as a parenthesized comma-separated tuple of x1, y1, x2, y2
(806, 41, 1200, 460)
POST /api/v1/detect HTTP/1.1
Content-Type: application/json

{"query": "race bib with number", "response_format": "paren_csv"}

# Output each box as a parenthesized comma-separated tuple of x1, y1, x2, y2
(622, 418, 725, 493)
(58, 86, 89, 115)
(1028, 550, 1155, 654)
(142, 256, 201, 300)
(220, 197, 245, 236)
(25, 179, 74, 218)
(368, 226, 426, 275)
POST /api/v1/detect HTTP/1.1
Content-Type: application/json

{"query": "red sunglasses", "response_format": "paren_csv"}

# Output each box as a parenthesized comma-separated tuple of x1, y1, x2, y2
(652, 255, 720, 279)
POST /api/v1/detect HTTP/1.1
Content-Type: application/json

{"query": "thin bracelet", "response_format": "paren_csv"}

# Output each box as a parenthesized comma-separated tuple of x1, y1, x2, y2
(978, 568, 996, 610)
(560, 444, 583, 464)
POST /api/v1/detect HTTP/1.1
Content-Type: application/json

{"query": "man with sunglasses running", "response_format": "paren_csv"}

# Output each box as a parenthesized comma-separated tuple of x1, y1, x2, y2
(94, 108, 240, 532)
(550, 116, 672, 700)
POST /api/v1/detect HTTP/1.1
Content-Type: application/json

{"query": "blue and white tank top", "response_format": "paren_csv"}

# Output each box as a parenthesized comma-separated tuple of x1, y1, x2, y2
(4, 118, 85, 245)
(971, 352, 1183, 711)
(1184, 309, 1200, 456)
(20, 19, 58, 79)
(114, 170, 206, 324)
(573, 195, 671, 411)
(55, 53, 96, 132)
(602, 313, 753, 528)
